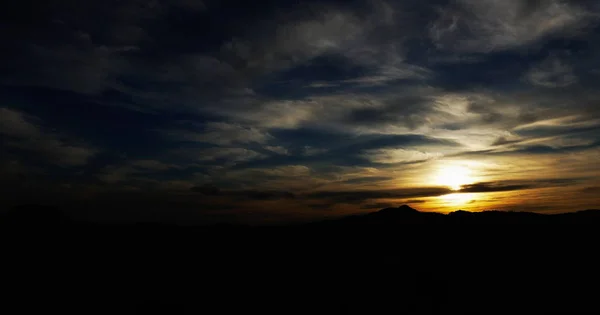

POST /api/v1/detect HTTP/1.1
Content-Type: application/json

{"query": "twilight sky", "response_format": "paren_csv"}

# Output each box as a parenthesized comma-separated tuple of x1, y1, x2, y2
(1, 0, 600, 224)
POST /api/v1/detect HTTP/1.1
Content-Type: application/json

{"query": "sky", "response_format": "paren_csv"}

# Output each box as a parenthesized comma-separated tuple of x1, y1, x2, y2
(1, 0, 600, 224)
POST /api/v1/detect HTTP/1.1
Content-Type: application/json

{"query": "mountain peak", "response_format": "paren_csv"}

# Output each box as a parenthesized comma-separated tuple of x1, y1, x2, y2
(449, 210, 473, 216)
(373, 205, 420, 216)
(398, 204, 418, 211)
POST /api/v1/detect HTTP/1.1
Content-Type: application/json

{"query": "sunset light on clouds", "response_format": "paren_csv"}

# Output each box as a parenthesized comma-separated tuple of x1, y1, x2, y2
(1, 0, 600, 224)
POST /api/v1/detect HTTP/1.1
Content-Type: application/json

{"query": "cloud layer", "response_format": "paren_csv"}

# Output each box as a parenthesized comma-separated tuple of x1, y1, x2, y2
(1, 0, 600, 223)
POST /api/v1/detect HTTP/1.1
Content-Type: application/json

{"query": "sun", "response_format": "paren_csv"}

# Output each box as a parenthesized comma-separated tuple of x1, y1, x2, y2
(434, 165, 473, 191)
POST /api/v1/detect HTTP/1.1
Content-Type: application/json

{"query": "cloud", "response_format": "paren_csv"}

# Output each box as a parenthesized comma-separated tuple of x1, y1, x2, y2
(405, 199, 428, 204)
(458, 182, 533, 193)
(188, 184, 450, 206)
(3, 0, 600, 221)
(164, 122, 272, 145)
(263, 146, 289, 155)
(305, 63, 431, 88)
(129, 160, 179, 171)
(339, 134, 461, 153)
(2, 1, 164, 94)
(173, 0, 205, 11)
(97, 160, 181, 183)
(491, 136, 523, 146)
(581, 186, 600, 194)
(526, 54, 578, 87)
(430, 0, 595, 52)
(189, 186, 296, 201)
(458, 178, 587, 193)
(234, 132, 461, 169)
(342, 94, 434, 130)
(340, 176, 395, 185)
(306, 187, 452, 204)
(0, 108, 97, 166)
(362, 149, 443, 164)
(360, 202, 396, 210)
(169, 147, 265, 166)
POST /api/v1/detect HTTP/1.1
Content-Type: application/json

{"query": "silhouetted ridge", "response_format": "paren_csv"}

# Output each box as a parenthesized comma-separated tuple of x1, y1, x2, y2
(448, 210, 473, 216)
(317, 206, 600, 226)
(3, 204, 600, 227)
(1, 204, 71, 226)
(370, 205, 420, 216)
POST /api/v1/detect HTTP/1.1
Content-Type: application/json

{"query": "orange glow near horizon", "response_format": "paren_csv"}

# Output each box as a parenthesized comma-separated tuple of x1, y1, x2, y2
(432, 164, 474, 191)
(440, 192, 476, 207)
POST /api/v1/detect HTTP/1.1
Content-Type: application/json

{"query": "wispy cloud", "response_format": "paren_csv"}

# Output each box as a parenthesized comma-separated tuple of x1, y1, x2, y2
(163, 122, 272, 145)
(0, 108, 97, 166)
(525, 54, 578, 88)
(430, 0, 595, 52)
(2, 0, 600, 219)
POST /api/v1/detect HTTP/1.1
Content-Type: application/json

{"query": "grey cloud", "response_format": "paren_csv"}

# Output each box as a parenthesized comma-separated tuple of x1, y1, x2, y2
(220, 9, 365, 79)
(458, 178, 587, 193)
(342, 92, 438, 130)
(2, 0, 162, 94)
(3, 0, 434, 117)
(430, 0, 595, 52)
(526, 54, 578, 88)
(164, 122, 271, 146)
(0, 108, 97, 167)
(170, 147, 265, 165)
(173, 0, 206, 11)
(581, 186, 600, 194)
(360, 202, 396, 210)
(458, 182, 533, 193)
(340, 176, 395, 185)
(22, 44, 125, 95)
(405, 199, 427, 204)
(0, 107, 41, 138)
(306, 63, 431, 89)
(190, 186, 296, 201)
(129, 160, 180, 171)
(491, 136, 523, 146)
(361, 148, 444, 164)
(232, 132, 460, 170)
(97, 160, 180, 183)
(191, 184, 451, 205)
(453, 139, 600, 158)
(305, 187, 452, 204)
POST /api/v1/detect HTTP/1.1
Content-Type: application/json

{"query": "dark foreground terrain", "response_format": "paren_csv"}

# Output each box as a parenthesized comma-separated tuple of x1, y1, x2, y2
(2, 204, 600, 314)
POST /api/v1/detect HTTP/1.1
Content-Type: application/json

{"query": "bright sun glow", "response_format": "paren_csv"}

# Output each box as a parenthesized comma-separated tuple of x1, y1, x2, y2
(441, 193, 476, 206)
(434, 165, 473, 191)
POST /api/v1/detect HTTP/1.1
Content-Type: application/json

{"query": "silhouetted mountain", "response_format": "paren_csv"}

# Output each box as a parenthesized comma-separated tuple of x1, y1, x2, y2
(1, 204, 71, 226)
(3, 204, 600, 229)
(2, 203, 600, 314)
(309, 205, 600, 226)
